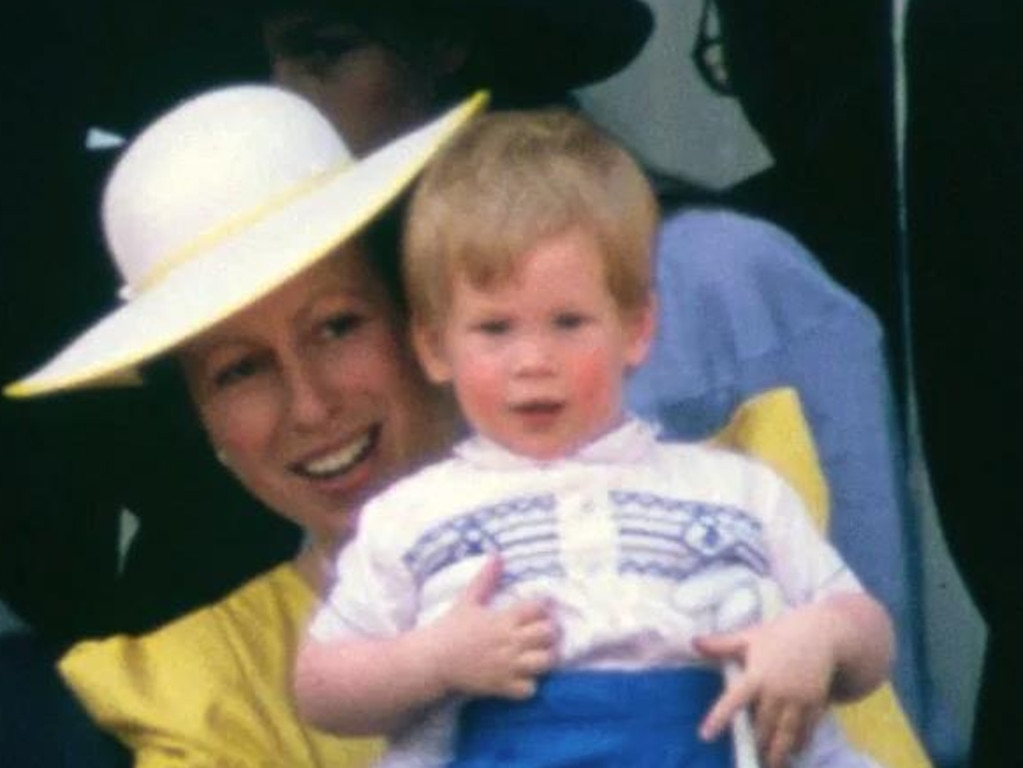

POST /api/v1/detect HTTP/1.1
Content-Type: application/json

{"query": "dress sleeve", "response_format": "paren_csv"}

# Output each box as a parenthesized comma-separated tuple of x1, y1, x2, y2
(57, 568, 381, 767)
(59, 623, 251, 765)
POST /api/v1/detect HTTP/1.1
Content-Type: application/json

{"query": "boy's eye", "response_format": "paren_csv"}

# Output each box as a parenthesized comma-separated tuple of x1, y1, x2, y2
(474, 319, 511, 336)
(554, 312, 589, 330)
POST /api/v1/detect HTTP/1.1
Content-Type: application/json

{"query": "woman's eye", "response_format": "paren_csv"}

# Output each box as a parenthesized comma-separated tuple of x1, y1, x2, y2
(321, 312, 365, 340)
(212, 356, 263, 389)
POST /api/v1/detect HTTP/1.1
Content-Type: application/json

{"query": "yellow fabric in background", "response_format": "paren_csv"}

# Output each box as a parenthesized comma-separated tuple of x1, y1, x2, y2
(709, 386, 932, 768)
(59, 563, 381, 768)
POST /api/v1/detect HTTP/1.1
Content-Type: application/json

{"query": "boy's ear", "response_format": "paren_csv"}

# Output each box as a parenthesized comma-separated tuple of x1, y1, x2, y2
(412, 321, 453, 384)
(624, 292, 657, 369)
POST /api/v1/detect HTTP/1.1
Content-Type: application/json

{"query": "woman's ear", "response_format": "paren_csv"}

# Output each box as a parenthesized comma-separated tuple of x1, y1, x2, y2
(412, 320, 453, 384)
(624, 292, 657, 369)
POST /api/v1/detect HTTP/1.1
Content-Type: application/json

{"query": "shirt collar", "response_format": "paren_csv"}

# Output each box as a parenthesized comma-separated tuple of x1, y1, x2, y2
(453, 414, 661, 470)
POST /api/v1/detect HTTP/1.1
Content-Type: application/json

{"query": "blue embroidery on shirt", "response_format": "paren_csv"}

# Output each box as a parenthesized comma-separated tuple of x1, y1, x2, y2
(610, 490, 769, 579)
(403, 494, 562, 587)
(402, 490, 769, 589)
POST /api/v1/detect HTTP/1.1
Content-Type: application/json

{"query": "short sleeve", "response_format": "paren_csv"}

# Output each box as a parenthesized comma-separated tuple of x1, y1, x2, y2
(308, 499, 419, 642)
(761, 472, 863, 607)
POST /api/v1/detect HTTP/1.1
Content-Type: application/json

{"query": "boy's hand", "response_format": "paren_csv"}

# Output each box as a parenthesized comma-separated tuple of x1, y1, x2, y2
(694, 605, 836, 768)
(422, 556, 558, 700)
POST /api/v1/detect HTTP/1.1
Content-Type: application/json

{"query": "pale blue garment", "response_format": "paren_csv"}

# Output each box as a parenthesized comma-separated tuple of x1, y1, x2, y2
(625, 208, 932, 746)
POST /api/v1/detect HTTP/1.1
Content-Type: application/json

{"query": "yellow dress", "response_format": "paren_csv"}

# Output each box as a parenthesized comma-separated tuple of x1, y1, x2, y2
(59, 563, 381, 768)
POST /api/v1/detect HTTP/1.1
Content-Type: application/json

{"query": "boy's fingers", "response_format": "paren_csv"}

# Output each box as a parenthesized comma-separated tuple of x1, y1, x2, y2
(699, 674, 756, 741)
(796, 705, 821, 752)
(461, 555, 503, 606)
(519, 615, 559, 646)
(693, 631, 746, 663)
(517, 648, 557, 675)
(754, 695, 783, 749)
(504, 677, 537, 700)
(764, 706, 800, 768)
(785, 703, 820, 758)
(511, 598, 553, 625)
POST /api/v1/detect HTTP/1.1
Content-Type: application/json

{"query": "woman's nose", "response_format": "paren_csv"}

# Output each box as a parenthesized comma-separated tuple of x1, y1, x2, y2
(283, 359, 337, 429)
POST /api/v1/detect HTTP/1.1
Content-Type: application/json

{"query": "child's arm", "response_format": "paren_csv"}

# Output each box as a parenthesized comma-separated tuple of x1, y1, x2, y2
(694, 590, 893, 768)
(293, 556, 558, 736)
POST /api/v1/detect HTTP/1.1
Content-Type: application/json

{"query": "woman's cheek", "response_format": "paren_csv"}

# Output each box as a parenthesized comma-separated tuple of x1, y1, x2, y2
(200, 388, 280, 467)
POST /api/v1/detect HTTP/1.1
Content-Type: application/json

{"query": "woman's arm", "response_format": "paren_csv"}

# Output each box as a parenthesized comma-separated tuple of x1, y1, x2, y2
(293, 557, 558, 736)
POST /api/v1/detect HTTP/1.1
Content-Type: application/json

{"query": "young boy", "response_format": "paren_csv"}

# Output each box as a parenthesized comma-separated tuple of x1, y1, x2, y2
(293, 110, 893, 767)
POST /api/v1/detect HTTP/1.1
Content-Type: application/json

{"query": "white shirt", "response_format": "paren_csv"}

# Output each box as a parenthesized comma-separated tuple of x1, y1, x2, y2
(311, 417, 875, 766)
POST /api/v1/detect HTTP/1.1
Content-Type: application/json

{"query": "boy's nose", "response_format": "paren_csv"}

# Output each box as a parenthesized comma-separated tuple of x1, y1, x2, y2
(512, 335, 556, 376)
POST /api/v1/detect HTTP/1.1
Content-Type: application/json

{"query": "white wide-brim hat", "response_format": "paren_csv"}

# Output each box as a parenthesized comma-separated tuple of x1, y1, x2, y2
(6, 86, 487, 398)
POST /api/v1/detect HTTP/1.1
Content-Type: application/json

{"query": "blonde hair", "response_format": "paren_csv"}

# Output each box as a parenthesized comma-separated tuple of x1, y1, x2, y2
(403, 108, 659, 329)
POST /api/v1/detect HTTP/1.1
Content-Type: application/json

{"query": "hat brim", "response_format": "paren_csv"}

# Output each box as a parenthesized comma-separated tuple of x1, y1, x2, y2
(5, 91, 487, 399)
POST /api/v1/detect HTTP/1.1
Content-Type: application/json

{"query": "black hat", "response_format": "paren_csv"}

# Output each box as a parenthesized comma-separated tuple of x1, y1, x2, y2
(259, 0, 654, 97)
(91, 0, 653, 130)
(455, 0, 654, 92)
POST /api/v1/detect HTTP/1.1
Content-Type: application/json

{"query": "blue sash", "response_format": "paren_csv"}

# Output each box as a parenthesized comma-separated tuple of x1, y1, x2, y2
(451, 668, 733, 767)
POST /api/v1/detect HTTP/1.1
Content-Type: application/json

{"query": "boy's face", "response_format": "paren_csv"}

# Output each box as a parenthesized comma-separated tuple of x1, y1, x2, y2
(415, 228, 654, 461)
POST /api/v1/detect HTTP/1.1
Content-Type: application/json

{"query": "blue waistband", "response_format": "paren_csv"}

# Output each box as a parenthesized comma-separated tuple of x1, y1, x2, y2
(463, 667, 724, 725)
(452, 668, 732, 767)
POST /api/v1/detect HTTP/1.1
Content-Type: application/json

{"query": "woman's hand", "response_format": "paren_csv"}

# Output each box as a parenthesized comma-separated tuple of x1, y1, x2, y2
(694, 592, 892, 768)
(421, 556, 559, 700)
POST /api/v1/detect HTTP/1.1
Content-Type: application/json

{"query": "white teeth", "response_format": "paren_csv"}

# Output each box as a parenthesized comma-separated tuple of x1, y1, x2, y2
(302, 432, 373, 477)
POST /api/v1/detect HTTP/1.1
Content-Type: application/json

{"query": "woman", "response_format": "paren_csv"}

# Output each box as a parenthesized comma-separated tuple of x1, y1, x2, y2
(6, 84, 487, 765)
(10, 0, 655, 648)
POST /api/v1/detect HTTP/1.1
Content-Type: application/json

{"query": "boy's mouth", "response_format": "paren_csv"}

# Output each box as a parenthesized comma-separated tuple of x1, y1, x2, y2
(510, 399, 565, 427)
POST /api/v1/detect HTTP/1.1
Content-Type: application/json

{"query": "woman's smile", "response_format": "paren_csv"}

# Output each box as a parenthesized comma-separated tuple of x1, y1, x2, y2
(183, 248, 457, 547)
(291, 424, 380, 480)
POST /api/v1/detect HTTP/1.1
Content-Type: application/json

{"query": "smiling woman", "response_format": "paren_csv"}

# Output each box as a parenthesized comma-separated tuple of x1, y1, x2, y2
(3, 84, 483, 766)
(0, 4, 673, 768)
(178, 249, 452, 578)
(0, 2, 660, 763)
